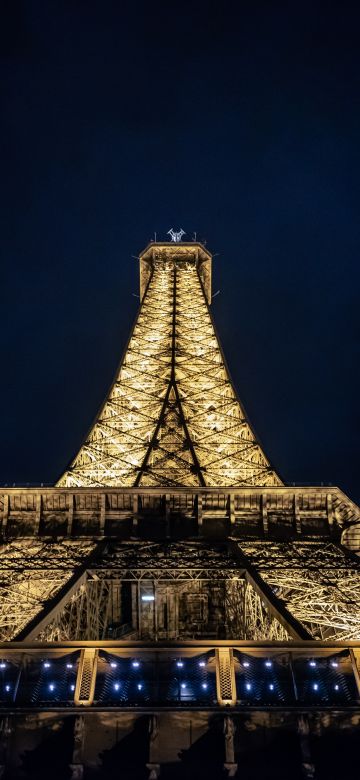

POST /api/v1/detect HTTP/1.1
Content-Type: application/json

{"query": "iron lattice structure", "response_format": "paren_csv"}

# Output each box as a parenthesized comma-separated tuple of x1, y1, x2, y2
(1, 238, 360, 778)
(58, 244, 281, 489)
(237, 540, 360, 641)
(0, 540, 96, 641)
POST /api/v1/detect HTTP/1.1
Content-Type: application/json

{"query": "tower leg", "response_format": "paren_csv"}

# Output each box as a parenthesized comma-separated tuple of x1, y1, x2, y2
(69, 714, 85, 780)
(297, 715, 315, 779)
(146, 714, 160, 779)
(223, 716, 238, 777)
(0, 716, 13, 778)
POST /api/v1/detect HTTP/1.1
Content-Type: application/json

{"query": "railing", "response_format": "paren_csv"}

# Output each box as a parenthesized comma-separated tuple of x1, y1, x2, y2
(0, 641, 359, 712)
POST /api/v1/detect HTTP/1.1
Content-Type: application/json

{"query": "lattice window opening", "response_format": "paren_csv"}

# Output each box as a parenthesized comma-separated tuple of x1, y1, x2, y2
(234, 651, 295, 706)
(233, 650, 359, 707)
(0, 655, 22, 705)
(13, 651, 79, 706)
(94, 650, 216, 706)
(166, 651, 217, 705)
(217, 652, 234, 702)
(77, 651, 96, 702)
(292, 651, 359, 706)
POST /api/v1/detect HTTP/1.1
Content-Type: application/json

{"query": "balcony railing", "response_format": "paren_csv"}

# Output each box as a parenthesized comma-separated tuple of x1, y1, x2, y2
(0, 640, 359, 712)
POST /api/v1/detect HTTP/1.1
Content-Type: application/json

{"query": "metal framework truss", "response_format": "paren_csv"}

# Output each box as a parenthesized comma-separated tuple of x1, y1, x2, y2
(0, 539, 96, 641)
(36, 579, 114, 642)
(13, 542, 298, 643)
(58, 245, 281, 488)
(90, 540, 241, 577)
(224, 578, 291, 641)
(36, 574, 292, 643)
(3, 535, 360, 644)
(237, 540, 360, 641)
(2, 239, 360, 655)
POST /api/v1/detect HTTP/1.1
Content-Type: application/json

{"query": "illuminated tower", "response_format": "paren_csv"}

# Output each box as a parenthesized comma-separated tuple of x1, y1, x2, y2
(1, 234, 360, 779)
(58, 240, 281, 489)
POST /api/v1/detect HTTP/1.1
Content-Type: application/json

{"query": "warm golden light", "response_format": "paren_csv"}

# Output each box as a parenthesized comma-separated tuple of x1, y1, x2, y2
(57, 244, 283, 488)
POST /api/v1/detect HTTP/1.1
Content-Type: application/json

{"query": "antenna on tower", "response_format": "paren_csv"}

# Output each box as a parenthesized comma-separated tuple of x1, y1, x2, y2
(167, 228, 185, 243)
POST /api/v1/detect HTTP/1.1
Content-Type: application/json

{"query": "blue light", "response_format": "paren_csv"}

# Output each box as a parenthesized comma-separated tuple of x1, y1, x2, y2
(265, 661, 272, 668)
(49, 684, 55, 692)
(269, 684, 274, 691)
(309, 661, 316, 668)
(70, 684, 75, 692)
(5, 685, 10, 692)
(331, 661, 338, 668)
(66, 663, 73, 669)
(202, 683, 208, 690)
(0, 663, 6, 669)
(141, 595, 155, 602)
(110, 662, 118, 669)
(198, 661, 206, 668)
(181, 683, 186, 690)
(246, 683, 252, 691)
(176, 661, 184, 668)
(114, 683, 120, 691)
(137, 684, 143, 691)
(132, 661, 140, 668)
(43, 662, 51, 669)
(334, 684, 339, 691)
(313, 683, 318, 691)
(243, 661, 250, 668)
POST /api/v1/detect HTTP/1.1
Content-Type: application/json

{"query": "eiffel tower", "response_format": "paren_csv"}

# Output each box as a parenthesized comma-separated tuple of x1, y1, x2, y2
(1, 234, 360, 779)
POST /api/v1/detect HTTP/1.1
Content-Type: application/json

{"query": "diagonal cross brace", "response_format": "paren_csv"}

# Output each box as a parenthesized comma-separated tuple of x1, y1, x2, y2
(14, 541, 108, 641)
(228, 539, 312, 640)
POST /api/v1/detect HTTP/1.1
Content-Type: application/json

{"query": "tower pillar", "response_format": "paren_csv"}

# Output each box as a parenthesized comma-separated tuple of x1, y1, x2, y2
(146, 714, 160, 779)
(223, 716, 238, 777)
(69, 714, 86, 780)
(297, 715, 315, 779)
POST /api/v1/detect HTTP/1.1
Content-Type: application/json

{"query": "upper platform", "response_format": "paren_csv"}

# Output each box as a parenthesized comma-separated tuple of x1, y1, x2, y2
(139, 240, 212, 303)
(1, 484, 359, 552)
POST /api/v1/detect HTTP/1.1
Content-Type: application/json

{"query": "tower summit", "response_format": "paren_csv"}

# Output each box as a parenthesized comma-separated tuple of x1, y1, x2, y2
(58, 238, 281, 488)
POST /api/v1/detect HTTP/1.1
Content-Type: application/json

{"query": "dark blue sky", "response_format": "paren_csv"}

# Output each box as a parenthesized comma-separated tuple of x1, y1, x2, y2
(1, 1, 359, 502)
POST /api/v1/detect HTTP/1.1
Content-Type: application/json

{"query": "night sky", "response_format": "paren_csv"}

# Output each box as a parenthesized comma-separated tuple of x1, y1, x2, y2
(1, 2, 359, 503)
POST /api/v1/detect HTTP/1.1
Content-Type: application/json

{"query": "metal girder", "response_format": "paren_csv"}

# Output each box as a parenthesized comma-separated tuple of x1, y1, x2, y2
(228, 540, 310, 640)
(0, 540, 106, 642)
(15, 541, 109, 641)
(36, 579, 117, 642)
(2, 534, 360, 644)
(237, 540, 360, 641)
(0, 539, 98, 641)
(32, 572, 293, 643)
(90, 540, 242, 575)
(224, 578, 292, 640)
(88, 568, 244, 581)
